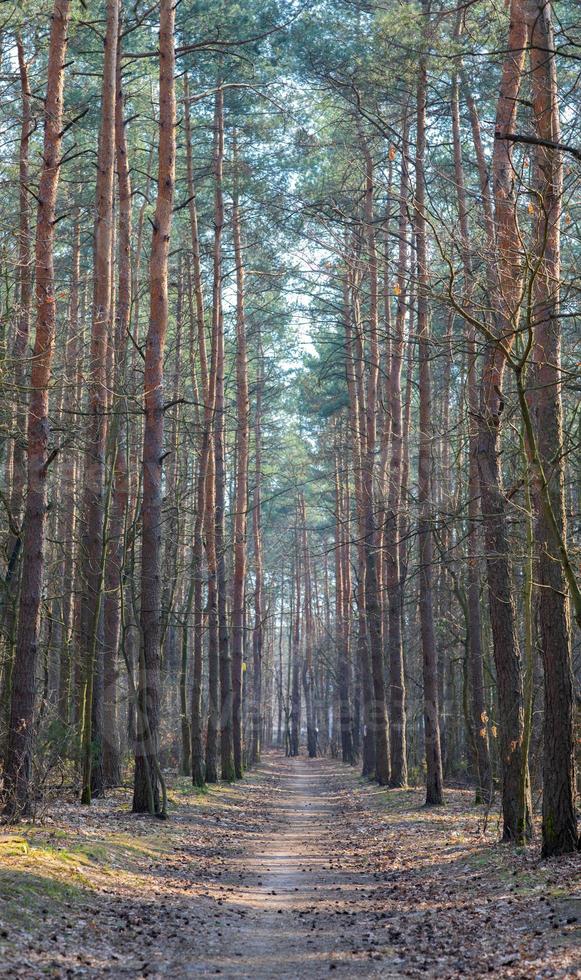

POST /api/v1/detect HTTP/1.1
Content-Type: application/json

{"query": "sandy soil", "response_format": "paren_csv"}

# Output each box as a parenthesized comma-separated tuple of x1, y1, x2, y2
(0, 752, 579, 978)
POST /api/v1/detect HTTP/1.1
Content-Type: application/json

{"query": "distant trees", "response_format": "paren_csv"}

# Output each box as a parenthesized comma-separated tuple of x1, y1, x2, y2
(289, 0, 579, 853)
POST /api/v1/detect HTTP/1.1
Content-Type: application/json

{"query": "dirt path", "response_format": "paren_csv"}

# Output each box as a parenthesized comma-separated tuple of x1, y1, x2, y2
(201, 755, 391, 978)
(1, 753, 579, 978)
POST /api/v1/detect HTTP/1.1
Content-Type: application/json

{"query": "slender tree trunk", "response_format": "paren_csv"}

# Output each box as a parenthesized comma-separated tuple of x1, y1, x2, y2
(450, 63, 492, 804)
(180, 558, 194, 777)
(3, 0, 71, 816)
(299, 494, 317, 758)
(211, 86, 235, 783)
(160, 264, 183, 732)
(133, 0, 175, 815)
(250, 331, 264, 765)
(334, 439, 353, 764)
(360, 139, 390, 786)
(205, 449, 220, 783)
(80, 0, 119, 803)
(231, 152, 249, 778)
(57, 218, 81, 726)
(416, 40, 444, 805)
(102, 16, 132, 789)
(343, 263, 375, 776)
(477, 0, 531, 841)
(526, 0, 578, 856)
(385, 118, 409, 788)
(3, 35, 33, 643)
(290, 546, 301, 757)
(183, 73, 213, 788)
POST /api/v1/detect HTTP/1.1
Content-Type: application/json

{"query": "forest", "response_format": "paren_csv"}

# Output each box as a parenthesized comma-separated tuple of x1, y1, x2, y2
(0, 0, 579, 976)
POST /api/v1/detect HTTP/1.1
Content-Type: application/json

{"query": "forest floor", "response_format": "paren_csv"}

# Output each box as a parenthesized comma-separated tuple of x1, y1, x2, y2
(0, 752, 579, 979)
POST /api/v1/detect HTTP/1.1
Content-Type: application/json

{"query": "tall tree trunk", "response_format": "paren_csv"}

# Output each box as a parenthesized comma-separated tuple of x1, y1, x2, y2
(3, 0, 71, 816)
(183, 73, 213, 788)
(160, 264, 183, 734)
(231, 151, 249, 778)
(343, 262, 375, 776)
(102, 11, 132, 790)
(290, 546, 301, 757)
(212, 86, 235, 783)
(477, 0, 531, 841)
(385, 118, 409, 788)
(450, 62, 492, 804)
(3, 35, 33, 646)
(299, 494, 317, 758)
(57, 217, 81, 726)
(360, 139, 390, 786)
(79, 0, 119, 804)
(204, 449, 220, 783)
(133, 0, 175, 815)
(334, 438, 353, 764)
(416, 39, 444, 805)
(526, 0, 578, 856)
(250, 328, 264, 766)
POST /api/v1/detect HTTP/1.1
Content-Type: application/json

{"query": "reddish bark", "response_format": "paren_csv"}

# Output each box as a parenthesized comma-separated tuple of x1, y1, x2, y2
(3, 0, 71, 816)
(525, 0, 578, 856)
(477, 0, 532, 841)
(133, 0, 175, 815)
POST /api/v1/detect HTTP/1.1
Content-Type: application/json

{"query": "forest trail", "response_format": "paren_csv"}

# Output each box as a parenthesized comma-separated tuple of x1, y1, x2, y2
(204, 755, 395, 978)
(1, 753, 579, 978)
